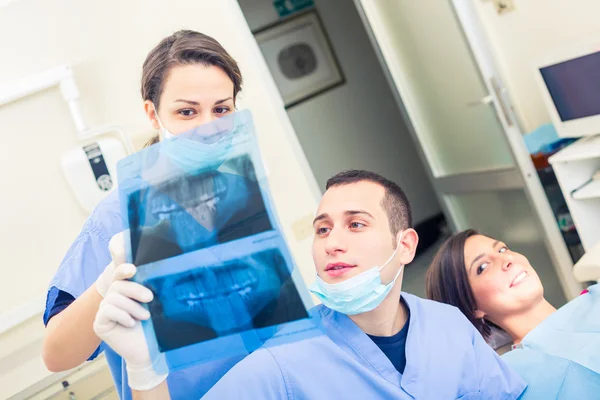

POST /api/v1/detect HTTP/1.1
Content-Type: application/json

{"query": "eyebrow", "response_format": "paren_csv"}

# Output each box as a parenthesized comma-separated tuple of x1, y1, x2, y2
(174, 99, 199, 106)
(214, 97, 233, 105)
(468, 240, 500, 273)
(312, 210, 374, 226)
(173, 97, 233, 106)
(345, 210, 374, 218)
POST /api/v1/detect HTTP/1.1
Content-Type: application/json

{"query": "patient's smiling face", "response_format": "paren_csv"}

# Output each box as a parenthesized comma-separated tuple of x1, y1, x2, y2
(464, 234, 544, 322)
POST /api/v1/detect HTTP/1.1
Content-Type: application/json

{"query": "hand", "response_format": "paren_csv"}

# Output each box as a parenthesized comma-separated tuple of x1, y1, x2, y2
(95, 232, 127, 298)
(93, 263, 168, 390)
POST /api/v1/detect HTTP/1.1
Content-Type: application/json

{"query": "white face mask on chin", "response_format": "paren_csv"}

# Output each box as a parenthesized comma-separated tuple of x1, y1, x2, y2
(309, 233, 404, 315)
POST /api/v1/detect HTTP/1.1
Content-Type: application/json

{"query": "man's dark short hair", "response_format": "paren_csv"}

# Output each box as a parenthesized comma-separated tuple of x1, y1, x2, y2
(325, 170, 413, 238)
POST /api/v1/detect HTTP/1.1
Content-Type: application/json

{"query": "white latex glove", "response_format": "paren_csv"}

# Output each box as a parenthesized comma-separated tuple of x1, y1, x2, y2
(93, 262, 169, 391)
(95, 232, 127, 298)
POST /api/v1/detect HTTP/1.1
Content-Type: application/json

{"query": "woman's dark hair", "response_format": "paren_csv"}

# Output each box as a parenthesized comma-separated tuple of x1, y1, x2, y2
(425, 229, 500, 340)
(141, 30, 243, 146)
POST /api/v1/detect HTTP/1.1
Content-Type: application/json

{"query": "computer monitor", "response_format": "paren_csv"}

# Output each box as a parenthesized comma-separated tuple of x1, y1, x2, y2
(534, 44, 600, 138)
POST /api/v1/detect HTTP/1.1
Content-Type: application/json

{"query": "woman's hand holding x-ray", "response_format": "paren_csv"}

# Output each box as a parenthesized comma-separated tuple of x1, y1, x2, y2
(94, 233, 128, 298)
(93, 232, 169, 391)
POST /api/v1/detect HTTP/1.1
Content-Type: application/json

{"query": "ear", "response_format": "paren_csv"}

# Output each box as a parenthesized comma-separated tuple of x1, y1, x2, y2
(397, 228, 419, 265)
(474, 309, 485, 319)
(144, 100, 160, 131)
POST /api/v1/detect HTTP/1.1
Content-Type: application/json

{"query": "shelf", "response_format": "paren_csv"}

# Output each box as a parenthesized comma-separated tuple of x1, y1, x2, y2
(573, 179, 600, 200)
(549, 134, 600, 164)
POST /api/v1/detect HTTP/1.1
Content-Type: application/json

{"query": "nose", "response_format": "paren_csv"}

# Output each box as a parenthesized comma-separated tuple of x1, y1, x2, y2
(197, 112, 218, 126)
(492, 252, 513, 271)
(324, 228, 347, 256)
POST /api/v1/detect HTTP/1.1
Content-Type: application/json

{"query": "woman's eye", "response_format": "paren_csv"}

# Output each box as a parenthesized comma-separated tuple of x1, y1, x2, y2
(476, 262, 489, 275)
(499, 246, 508, 253)
(214, 106, 231, 115)
(178, 109, 196, 117)
(316, 227, 330, 235)
(349, 222, 365, 229)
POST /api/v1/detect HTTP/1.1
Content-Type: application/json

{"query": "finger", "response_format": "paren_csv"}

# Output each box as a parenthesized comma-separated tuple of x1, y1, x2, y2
(110, 280, 154, 304)
(112, 263, 137, 281)
(97, 303, 136, 328)
(108, 232, 126, 266)
(107, 292, 151, 321)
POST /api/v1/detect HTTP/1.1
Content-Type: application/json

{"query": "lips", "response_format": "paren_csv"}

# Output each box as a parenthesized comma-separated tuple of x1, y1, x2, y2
(510, 271, 528, 288)
(325, 263, 356, 277)
(325, 262, 355, 271)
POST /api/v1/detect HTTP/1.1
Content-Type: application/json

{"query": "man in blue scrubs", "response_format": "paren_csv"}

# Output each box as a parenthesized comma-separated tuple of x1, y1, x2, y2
(95, 170, 527, 399)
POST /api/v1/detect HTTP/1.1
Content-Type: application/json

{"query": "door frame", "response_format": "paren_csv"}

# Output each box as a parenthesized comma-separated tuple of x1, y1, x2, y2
(353, 0, 581, 299)
(451, 1, 581, 299)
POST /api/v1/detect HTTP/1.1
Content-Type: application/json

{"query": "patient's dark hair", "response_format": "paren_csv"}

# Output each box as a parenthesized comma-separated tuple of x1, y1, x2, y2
(425, 229, 500, 340)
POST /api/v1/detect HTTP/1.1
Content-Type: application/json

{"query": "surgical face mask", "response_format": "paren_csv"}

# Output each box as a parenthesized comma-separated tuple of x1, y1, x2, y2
(154, 106, 235, 174)
(309, 237, 404, 315)
(162, 127, 176, 140)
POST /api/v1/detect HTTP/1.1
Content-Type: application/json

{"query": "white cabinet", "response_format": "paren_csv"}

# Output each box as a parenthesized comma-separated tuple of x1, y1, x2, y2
(549, 135, 600, 251)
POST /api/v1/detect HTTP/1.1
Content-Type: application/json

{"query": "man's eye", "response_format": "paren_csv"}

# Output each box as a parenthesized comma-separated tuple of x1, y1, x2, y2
(499, 246, 508, 253)
(476, 262, 488, 275)
(316, 227, 330, 235)
(350, 222, 365, 229)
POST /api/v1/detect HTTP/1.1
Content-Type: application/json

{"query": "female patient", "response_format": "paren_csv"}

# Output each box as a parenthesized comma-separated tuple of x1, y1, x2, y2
(425, 229, 600, 399)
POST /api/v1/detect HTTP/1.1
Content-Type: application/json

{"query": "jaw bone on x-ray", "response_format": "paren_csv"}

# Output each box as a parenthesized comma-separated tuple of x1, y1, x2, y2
(117, 110, 318, 373)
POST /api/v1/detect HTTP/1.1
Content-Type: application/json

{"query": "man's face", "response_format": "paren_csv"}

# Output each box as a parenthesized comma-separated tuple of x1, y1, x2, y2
(312, 181, 414, 285)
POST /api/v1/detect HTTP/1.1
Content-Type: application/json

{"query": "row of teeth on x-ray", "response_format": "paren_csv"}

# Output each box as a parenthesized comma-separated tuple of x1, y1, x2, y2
(163, 257, 281, 332)
(173, 264, 259, 302)
(150, 173, 229, 219)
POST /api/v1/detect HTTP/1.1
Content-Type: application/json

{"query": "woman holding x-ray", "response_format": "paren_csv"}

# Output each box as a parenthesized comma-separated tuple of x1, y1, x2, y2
(41, 30, 272, 399)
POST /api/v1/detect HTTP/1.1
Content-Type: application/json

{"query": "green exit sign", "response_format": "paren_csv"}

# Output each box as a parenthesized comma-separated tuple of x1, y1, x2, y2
(274, 0, 315, 18)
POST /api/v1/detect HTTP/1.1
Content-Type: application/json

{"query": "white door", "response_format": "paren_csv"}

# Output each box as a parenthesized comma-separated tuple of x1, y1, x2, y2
(354, 0, 582, 302)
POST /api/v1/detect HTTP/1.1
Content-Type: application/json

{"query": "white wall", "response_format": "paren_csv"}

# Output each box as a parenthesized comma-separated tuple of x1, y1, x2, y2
(238, 0, 441, 225)
(0, 0, 320, 397)
(473, 0, 600, 133)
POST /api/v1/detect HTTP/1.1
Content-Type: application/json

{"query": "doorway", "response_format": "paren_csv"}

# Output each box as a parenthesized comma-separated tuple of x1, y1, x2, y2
(237, 0, 448, 297)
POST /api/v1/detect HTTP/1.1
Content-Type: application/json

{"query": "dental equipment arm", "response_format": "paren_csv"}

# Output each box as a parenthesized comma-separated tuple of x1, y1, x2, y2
(0, 65, 133, 152)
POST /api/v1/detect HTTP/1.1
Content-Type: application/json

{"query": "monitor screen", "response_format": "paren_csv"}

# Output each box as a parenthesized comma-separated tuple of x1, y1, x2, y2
(540, 51, 600, 122)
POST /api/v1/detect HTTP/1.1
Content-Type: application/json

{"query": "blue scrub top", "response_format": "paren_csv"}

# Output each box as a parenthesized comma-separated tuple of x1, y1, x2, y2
(202, 294, 527, 400)
(502, 285, 600, 399)
(43, 189, 246, 399)
(46, 183, 526, 399)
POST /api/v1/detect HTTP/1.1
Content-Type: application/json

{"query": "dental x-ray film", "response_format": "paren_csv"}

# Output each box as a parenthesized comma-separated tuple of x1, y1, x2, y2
(117, 110, 319, 373)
